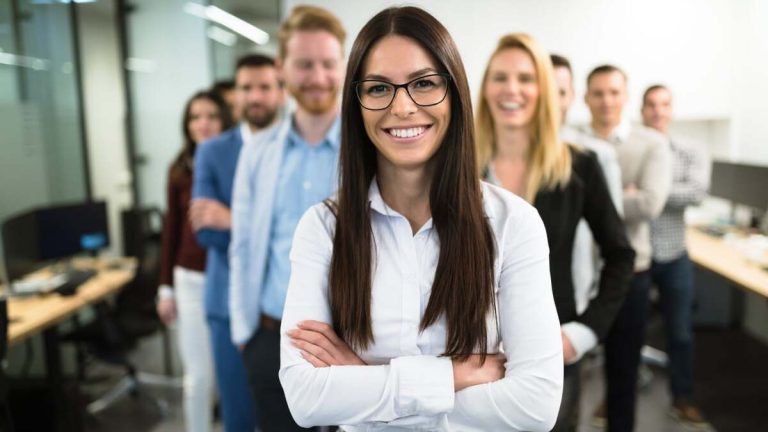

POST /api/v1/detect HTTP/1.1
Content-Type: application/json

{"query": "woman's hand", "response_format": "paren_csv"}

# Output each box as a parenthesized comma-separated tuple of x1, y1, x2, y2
(561, 330, 577, 364)
(287, 320, 367, 367)
(156, 297, 177, 325)
(452, 354, 506, 391)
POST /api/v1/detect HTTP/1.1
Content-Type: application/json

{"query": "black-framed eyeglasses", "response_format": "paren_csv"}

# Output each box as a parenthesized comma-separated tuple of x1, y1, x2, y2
(353, 73, 451, 111)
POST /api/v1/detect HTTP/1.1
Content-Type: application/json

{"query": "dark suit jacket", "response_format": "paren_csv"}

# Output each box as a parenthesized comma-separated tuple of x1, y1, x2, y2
(533, 147, 635, 339)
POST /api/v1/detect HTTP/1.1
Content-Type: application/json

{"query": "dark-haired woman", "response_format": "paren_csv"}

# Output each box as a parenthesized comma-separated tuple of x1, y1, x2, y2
(475, 33, 635, 431)
(157, 90, 232, 432)
(279, 7, 562, 431)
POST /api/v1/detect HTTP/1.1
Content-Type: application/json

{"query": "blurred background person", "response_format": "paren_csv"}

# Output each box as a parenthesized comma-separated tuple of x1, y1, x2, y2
(212, 80, 239, 123)
(476, 34, 635, 431)
(190, 53, 283, 432)
(157, 90, 233, 432)
(550, 53, 624, 322)
(229, 6, 344, 431)
(642, 84, 711, 428)
(583, 65, 671, 432)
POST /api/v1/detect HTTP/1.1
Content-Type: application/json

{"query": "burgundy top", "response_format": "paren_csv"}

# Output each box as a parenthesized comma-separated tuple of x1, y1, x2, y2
(159, 164, 207, 287)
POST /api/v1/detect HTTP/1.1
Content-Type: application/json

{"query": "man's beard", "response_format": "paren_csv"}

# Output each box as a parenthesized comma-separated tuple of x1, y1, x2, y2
(244, 104, 279, 129)
(290, 85, 338, 115)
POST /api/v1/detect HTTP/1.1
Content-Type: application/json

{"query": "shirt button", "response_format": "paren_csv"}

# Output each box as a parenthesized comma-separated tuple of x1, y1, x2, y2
(303, 181, 311, 190)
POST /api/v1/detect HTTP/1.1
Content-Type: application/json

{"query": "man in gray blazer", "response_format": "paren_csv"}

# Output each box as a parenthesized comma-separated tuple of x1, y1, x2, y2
(583, 65, 671, 432)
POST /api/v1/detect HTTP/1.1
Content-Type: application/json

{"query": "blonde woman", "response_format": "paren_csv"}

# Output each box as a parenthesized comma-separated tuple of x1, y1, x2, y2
(476, 33, 635, 431)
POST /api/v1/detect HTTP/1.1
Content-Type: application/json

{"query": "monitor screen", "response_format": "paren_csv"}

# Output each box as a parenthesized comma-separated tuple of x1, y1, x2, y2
(1, 201, 109, 282)
(36, 202, 109, 260)
(709, 161, 768, 211)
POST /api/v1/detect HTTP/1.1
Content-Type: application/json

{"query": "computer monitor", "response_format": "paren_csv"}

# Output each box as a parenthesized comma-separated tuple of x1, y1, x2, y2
(1, 201, 109, 282)
(709, 161, 768, 211)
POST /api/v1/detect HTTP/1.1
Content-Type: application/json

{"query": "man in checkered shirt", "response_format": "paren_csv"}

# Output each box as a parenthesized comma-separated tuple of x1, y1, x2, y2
(642, 84, 711, 428)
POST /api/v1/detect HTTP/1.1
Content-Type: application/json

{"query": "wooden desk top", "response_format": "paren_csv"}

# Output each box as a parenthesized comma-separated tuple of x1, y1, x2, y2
(687, 227, 768, 298)
(6, 258, 137, 346)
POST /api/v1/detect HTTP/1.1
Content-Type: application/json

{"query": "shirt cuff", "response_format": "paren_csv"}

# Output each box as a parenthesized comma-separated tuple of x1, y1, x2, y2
(561, 322, 598, 364)
(390, 355, 455, 417)
(157, 285, 174, 300)
(231, 315, 255, 346)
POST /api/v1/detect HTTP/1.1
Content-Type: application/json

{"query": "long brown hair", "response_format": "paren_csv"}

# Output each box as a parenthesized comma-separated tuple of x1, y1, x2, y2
(172, 90, 233, 180)
(475, 33, 571, 202)
(329, 6, 497, 361)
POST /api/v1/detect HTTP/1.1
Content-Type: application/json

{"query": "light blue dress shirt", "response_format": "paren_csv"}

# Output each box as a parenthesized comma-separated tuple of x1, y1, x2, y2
(228, 114, 340, 344)
(260, 125, 339, 320)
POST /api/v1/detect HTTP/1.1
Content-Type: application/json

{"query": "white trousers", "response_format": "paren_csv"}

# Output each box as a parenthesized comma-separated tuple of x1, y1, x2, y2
(174, 266, 215, 432)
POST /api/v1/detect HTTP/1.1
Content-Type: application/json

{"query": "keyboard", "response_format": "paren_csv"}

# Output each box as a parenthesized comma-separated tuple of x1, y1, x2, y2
(56, 269, 97, 296)
(697, 225, 727, 238)
(11, 268, 97, 296)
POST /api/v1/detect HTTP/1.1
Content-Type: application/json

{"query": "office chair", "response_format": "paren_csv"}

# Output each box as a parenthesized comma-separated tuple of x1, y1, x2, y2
(62, 207, 179, 416)
(0, 298, 14, 432)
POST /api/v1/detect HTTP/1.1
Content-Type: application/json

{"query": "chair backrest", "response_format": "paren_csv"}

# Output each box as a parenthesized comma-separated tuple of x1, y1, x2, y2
(115, 208, 164, 338)
(0, 299, 7, 361)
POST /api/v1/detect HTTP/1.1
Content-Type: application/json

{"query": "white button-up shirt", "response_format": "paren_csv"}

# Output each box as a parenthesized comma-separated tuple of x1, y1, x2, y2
(279, 180, 562, 431)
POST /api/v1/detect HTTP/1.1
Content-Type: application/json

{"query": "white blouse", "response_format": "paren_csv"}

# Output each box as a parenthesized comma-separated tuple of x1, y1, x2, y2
(279, 181, 562, 431)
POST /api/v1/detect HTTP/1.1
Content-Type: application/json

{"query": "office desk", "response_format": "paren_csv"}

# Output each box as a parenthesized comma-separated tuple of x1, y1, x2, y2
(686, 227, 768, 298)
(3, 258, 136, 431)
(6, 258, 137, 346)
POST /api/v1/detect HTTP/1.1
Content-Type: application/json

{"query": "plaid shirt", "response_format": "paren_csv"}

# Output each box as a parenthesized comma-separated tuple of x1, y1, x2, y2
(651, 137, 711, 262)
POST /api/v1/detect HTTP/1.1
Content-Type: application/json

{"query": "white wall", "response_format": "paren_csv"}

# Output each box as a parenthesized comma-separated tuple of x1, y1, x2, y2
(730, 0, 768, 164)
(127, 0, 213, 210)
(283, 0, 768, 164)
(77, 0, 134, 256)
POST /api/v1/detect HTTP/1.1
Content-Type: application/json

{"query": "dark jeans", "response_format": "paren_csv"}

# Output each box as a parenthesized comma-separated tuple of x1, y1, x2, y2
(551, 362, 581, 432)
(242, 326, 315, 432)
(604, 271, 652, 432)
(651, 252, 695, 400)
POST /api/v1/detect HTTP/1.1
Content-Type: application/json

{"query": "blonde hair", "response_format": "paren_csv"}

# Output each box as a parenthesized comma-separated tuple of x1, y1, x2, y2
(278, 5, 346, 59)
(475, 33, 572, 202)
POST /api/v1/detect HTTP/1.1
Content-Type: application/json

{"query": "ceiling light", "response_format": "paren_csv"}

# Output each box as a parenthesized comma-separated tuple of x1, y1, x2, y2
(184, 2, 269, 45)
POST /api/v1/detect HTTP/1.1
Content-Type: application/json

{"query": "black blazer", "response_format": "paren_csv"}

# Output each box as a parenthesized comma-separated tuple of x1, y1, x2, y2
(533, 147, 635, 339)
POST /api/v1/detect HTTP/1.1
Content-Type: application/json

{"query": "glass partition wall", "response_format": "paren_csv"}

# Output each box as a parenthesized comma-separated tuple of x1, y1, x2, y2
(121, 0, 281, 209)
(0, 0, 89, 281)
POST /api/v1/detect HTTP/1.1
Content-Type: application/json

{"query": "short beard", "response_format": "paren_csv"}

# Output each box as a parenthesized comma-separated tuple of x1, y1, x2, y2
(290, 85, 338, 115)
(245, 108, 278, 130)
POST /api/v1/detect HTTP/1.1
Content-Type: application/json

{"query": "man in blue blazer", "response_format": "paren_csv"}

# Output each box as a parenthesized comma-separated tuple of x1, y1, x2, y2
(190, 53, 283, 432)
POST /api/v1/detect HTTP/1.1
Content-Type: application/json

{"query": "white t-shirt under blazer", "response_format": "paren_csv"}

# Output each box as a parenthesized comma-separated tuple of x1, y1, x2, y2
(279, 180, 563, 432)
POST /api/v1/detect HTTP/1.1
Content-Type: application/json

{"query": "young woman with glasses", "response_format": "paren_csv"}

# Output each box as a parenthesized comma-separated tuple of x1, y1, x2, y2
(279, 7, 563, 431)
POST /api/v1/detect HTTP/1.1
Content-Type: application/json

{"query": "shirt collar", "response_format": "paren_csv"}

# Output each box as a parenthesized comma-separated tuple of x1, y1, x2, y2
(367, 178, 435, 233)
(286, 112, 341, 150)
(368, 178, 389, 216)
(239, 122, 255, 146)
(586, 118, 631, 143)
